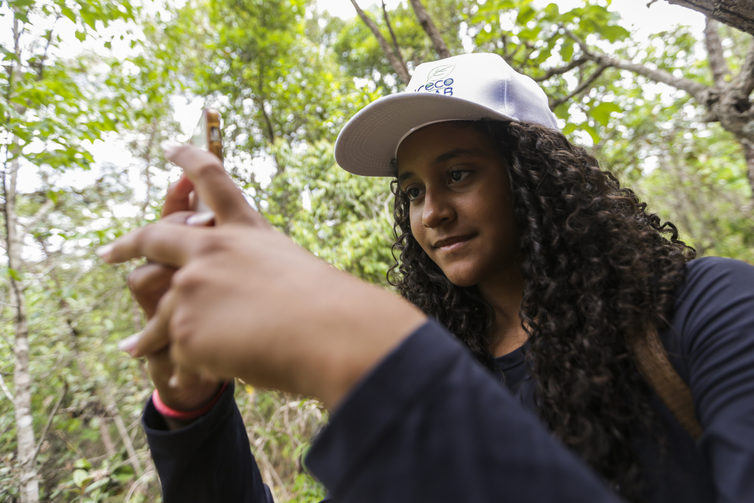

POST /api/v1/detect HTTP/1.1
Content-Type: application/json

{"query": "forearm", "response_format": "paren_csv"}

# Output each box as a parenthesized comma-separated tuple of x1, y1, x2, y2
(307, 320, 620, 503)
(283, 272, 427, 410)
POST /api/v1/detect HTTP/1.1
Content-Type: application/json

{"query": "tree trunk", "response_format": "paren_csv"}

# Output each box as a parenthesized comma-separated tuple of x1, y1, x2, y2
(3, 137, 39, 503)
(666, 0, 754, 36)
(408, 0, 451, 59)
(3, 13, 39, 503)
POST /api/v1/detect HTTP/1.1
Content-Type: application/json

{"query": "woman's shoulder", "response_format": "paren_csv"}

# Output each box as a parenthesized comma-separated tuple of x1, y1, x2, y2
(676, 256, 754, 306)
(667, 256, 754, 368)
(684, 255, 754, 278)
(665, 257, 754, 503)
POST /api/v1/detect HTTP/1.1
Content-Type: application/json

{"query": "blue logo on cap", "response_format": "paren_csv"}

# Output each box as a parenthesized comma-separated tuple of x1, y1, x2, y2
(414, 64, 456, 95)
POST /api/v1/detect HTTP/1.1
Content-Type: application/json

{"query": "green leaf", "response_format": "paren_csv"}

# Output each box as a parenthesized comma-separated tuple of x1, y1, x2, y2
(561, 38, 574, 63)
(14, 10, 30, 23)
(542, 3, 560, 21)
(8, 268, 22, 281)
(74, 459, 92, 469)
(554, 103, 570, 121)
(0, 44, 17, 61)
(75, 31, 87, 42)
(85, 477, 110, 493)
(112, 464, 135, 483)
(580, 123, 601, 144)
(591, 102, 622, 126)
(73, 469, 91, 488)
(60, 5, 76, 23)
(517, 4, 537, 25)
(600, 25, 630, 43)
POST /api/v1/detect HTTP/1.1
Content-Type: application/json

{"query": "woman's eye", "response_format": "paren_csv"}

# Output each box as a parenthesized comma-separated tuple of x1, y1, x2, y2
(405, 187, 423, 201)
(448, 170, 470, 184)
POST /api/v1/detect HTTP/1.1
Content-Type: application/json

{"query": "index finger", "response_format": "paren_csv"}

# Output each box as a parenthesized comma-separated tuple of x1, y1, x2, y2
(166, 144, 267, 228)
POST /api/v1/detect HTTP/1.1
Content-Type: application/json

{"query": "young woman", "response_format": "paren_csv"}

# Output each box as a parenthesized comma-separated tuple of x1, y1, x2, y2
(102, 53, 754, 503)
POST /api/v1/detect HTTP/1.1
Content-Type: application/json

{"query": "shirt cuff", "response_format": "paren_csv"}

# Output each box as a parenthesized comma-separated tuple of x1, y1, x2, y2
(143, 381, 237, 454)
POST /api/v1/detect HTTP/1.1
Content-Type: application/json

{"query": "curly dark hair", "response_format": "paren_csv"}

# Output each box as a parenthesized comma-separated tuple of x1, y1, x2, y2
(388, 120, 695, 500)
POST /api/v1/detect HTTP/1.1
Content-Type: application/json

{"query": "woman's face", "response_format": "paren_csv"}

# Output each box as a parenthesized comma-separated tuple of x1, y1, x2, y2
(396, 121, 521, 288)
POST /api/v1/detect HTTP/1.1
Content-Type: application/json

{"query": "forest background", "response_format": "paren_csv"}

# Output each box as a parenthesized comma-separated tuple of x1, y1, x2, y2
(1, 0, 753, 501)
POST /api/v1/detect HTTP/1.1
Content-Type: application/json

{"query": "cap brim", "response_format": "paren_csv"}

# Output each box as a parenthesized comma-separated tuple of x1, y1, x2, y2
(334, 93, 515, 177)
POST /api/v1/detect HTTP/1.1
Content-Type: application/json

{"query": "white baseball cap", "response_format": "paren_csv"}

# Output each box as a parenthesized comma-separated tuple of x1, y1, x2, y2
(334, 52, 558, 177)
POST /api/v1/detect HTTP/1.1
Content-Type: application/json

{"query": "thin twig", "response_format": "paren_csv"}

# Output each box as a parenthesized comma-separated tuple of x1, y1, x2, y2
(21, 199, 54, 232)
(350, 0, 411, 84)
(125, 469, 154, 502)
(32, 383, 67, 463)
(381, 0, 403, 62)
(550, 64, 608, 109)
(254, 439, 291, 501)
(0, 373, 15, 404)
(107, 400, 144, 476)
(35, 14, 61, 79)
(534, 57, 587, 82)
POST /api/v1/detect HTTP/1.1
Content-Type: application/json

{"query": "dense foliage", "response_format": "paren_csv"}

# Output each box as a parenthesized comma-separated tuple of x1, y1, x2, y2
(1, 0, 751, 501)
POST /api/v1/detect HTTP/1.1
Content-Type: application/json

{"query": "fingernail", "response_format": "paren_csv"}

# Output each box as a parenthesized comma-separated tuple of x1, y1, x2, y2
(168, 374, 179, 388)
(160, 140, 182, 158)
(96, 244, 114, 260)
(118, 333, 142, 355)
(186, 211, 215, 226)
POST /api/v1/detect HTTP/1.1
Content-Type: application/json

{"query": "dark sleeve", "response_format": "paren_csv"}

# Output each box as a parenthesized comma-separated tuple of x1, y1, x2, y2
(142, 382, 274, 503)
(667, 257, 754, 503)
(305, 320, 621, 503)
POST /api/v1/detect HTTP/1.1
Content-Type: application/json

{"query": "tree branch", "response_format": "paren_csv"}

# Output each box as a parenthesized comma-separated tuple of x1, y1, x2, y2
(0, 373, 15, 405)
(124, 470, 154, 503)
(501, 37, 524, 68)
(35, 14, 61, 80)
(566, 30, 709, 101)
(21, 198, 54, 232)
(534, 57, 588, 82)
(409, 0, 451, 59)
(350, 0, 411, 85)
(705, 18, 731, 87)
(31, 383, 66, 464)
(550, 64, 608, 109)
(256, 63, 276, 145)
(381, 0, 403, 63)
(106, 400, 144, 477)
(666, 0, 754, 36)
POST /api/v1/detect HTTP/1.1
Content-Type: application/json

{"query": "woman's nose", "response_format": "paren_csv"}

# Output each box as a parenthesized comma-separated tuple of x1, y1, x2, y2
(422, 192, 455, 228)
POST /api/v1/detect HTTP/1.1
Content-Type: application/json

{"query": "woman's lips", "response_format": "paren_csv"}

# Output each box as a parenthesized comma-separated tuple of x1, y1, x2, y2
(433, 235, 473, 250)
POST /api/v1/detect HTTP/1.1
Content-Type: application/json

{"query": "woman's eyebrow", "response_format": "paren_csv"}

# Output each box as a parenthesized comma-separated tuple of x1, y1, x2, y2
(434, 148, 485, 165)
(397, 148, 486, 183)
(397, 172, 414, 183)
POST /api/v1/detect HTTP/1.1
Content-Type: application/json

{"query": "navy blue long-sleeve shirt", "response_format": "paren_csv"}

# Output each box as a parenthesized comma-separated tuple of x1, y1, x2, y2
(143, 257, 754, 502)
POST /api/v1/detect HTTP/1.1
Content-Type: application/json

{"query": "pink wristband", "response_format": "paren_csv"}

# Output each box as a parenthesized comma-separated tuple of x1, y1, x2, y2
(152, 381, 229, 421)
